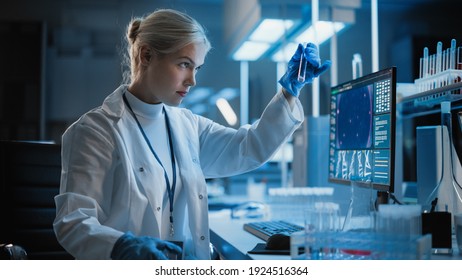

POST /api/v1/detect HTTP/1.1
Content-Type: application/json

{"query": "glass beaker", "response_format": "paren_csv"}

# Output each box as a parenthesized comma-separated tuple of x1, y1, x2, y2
(303, 202, 341, 259)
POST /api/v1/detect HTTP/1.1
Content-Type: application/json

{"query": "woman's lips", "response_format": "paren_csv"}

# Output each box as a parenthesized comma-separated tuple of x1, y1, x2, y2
(177, 91, 187, 97)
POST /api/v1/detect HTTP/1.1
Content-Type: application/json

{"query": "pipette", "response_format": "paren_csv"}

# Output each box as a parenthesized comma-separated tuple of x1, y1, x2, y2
(297, 42, 307, 83)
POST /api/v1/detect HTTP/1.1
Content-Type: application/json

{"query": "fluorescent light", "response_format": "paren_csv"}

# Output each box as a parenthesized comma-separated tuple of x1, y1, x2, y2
(216, 98, 238, 126)
(249, 19, 294, 43)
(232, 41, 271, 61)
(232, 18, 295, 61)
(209, 88, 239, 105)
(209, 87, 239, 105)
(295, 21, 346, 45)
(271, 42, 298, 62)
(217, 87, 239, 100)
(271, 21, 346, 62)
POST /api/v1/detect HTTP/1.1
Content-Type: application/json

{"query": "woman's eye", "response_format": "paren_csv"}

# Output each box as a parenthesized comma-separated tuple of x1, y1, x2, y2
(180, 62, 190, 68)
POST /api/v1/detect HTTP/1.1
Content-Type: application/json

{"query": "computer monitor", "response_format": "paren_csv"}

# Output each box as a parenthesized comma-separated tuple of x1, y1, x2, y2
(328, 67, 397, 196)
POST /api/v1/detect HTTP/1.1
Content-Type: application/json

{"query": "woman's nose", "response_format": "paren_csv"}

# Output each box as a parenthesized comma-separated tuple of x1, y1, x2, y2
(185, 70, 196, 87)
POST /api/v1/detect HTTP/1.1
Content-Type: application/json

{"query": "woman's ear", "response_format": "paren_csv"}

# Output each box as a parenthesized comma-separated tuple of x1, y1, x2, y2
(140, 45, 152, 66)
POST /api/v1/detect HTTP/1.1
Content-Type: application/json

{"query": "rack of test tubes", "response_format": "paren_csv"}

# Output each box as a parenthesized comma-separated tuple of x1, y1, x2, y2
(290, 230, 432, 260)
(289, 204, 433, 260)
(267, 187, 335, 224)
(399, 40, 462, 114)
(413, 39, 462, 106)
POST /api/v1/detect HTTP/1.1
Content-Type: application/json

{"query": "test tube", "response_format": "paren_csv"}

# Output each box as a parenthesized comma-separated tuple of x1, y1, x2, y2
(423, 47, 429, 78)
(297, 42, 307, 83)
(436, 41, 442, 74)
(430, 54, 435, 89)
(442, 49, 447, 86)
(450, 39, 456, 70)
(442, 49, 445, 72)
(352, 53, 363, 79)
(419, 57, 423, 79)
(447, 48, 450, 70)
(446, 49, 451, 84)
(458, 46, 462, 70)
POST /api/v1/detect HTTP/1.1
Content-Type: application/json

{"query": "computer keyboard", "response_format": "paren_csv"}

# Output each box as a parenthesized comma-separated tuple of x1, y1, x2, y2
(243, 220, 304, 241)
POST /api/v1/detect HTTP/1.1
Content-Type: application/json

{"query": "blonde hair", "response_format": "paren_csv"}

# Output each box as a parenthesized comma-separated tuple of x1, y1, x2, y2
(123, 9, 211, 83)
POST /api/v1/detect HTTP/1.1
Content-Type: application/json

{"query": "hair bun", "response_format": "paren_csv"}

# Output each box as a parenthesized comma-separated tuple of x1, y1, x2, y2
(127, 18, 142, 45)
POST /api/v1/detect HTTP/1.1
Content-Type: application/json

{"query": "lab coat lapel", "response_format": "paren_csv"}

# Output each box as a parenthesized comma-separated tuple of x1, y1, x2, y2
(113, 94, 163, 234)
(165, 107, 211, 259)
(163, 108, 190, 185)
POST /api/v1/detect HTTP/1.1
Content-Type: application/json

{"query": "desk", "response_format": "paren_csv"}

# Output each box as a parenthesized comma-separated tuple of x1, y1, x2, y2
(209, 209, 462, 260)
(209, 210, 290, 260)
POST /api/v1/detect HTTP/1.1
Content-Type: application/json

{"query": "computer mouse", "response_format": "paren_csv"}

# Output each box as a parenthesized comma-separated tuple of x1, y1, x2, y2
(265, 233, 290, 250)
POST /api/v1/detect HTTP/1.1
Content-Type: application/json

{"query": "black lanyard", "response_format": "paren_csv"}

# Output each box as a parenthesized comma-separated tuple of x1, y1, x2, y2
(122, 92, 177, 236)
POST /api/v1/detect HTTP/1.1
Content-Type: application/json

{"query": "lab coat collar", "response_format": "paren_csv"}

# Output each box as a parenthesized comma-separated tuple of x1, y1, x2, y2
(101, 84, 181, 140)
(101, 84, 174, 121)
(101, 84, 129, 118)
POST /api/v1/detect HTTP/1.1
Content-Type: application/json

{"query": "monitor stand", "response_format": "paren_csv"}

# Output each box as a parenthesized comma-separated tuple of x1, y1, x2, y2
(417, 125, 462, 214)
(376, 191, 389, 208)
(342, 183, 376, 232)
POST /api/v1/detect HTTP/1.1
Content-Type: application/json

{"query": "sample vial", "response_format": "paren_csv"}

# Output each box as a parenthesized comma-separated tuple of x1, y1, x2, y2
(297, 43, 307, 82)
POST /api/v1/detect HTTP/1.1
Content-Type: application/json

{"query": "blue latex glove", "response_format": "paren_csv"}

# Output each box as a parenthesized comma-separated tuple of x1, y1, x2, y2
(110, 232, 182, 260)
(278, 43, 331, 97)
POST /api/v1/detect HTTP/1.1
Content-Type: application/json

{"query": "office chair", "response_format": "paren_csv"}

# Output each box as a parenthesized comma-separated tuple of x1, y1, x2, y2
(0, 140, 73, 259)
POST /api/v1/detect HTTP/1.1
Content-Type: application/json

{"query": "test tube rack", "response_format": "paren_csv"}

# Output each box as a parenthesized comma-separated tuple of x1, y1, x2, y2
(267, 187, 335, 224)
(414, 39, 462, 103)
(290, 230, 432, 260)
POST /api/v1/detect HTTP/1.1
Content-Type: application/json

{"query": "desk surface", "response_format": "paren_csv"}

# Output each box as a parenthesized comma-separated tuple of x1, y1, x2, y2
(209, 209, 462, 260)
(209, 210, 290, 260)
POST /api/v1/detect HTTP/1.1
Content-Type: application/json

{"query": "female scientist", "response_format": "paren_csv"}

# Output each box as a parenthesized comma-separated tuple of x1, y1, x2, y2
(53, 8, 330, 260)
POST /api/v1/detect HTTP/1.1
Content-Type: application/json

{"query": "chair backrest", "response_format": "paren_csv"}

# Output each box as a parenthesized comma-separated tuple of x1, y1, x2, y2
(0, 140, 73, 259)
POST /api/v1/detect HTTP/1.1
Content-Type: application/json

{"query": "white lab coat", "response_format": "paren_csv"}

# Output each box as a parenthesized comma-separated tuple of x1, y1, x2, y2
(53, 84, 304, 259)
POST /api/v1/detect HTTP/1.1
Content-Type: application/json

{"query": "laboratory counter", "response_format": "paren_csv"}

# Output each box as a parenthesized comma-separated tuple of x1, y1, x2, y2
(209, 209, 462, 261)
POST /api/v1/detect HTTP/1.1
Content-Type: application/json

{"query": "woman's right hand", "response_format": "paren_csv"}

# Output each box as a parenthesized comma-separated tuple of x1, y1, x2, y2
(111, 231, 182, 260)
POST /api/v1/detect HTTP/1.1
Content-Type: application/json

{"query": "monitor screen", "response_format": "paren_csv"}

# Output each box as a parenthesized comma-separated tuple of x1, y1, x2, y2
(328, 67, 396, 193)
